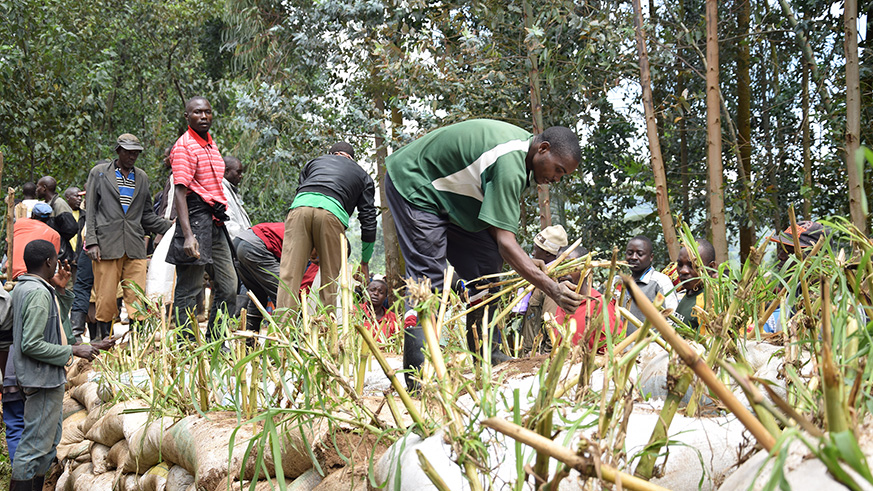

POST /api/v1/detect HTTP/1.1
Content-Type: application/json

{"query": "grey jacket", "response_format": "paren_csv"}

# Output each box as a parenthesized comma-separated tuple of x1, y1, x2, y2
(85, 159, 172, 260)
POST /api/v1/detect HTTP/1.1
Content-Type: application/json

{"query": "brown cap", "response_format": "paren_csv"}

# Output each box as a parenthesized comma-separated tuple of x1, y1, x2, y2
(116, 133, 143, 151)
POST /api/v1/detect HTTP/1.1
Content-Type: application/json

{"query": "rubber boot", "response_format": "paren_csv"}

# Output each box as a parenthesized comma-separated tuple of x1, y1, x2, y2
(70, 310, 87, 343)
(96, 321, 113, 340)
(31, 475, 45, 491)
(465, 309, 512, 366)
(403, 326, 426, 392)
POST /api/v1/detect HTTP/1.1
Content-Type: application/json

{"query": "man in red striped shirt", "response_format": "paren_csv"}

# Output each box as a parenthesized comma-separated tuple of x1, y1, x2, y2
(167, 96, 238, 341)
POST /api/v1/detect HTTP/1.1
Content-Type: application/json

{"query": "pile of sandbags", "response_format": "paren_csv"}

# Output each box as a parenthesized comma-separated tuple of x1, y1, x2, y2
(57, 360, 326, 491)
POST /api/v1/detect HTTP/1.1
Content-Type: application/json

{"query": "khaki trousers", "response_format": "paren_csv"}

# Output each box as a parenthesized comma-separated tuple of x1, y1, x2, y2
(276, 207, 345, 314)
(92, 255, 147, 322)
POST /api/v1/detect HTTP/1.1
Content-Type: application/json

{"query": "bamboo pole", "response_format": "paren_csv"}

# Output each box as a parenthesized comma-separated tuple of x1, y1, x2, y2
(620, 274, 777, 451)
(483, 418, 670, 491)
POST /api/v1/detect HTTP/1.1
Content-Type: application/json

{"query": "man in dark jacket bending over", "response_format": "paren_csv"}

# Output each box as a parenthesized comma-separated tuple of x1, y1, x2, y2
(276, 142, 376, 314)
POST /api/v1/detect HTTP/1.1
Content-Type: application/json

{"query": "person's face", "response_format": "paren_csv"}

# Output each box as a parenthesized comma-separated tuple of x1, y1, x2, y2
(533, 246, 556, 263)
(185, 99, 213, 134)
(531, 142, 577, 185)
(777, 242, 795, 268)
(46, 252, 58, 276)
(36, 181, 48, 200)
(309, 249, 319, 265)
(163, 147, 173, 170)
(117, 148, 141, 168)
(676, 247, 700, 291)
(626, 239, 653, 276)
(65, 188, 81, 210)
(367, 282, 388, 307)
(225, 163, 243, 186)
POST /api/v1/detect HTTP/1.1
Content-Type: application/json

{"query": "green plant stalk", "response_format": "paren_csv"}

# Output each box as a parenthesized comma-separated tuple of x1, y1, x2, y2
(513, 388, 524, 491)
(384, 391, 407, 431)
(355, 345, 368, 396)
(787, 206, 816, 318)
(820, 278, 850, 433)
(483, 418, 670, 491)
(621, 274, 777, 451)
(352, 321, 429, 435)
(635, 362, 693, 479)
(718, 360, 782, 438)
(191, 312, 210, 411)
(417, 450, 452, 491)
(530, 319, 572, 481)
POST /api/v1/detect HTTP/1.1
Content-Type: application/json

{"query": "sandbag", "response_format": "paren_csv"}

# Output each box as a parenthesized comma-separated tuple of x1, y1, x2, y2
(67, 462, 93, 491)
(56, 466, 71, 491)
(161, 412, 326, 491)
(74, 468, 117, 491)
(118, 473, 141, 491)
(59, 410, 87, 447)
(85, 399, 150, 447)
(79, 405, 105, 436)
(58, 439, 92, 463)
(91, 443, 112, 475)
(69, 381, 101, 413)
(216, 478, 284, 491)
(63, 393, 86, 420)
(107, 439, 130, 471)
(126, 415, 177, 473)
(140, 461, 171, 491)
(66, 358, 92, 386)
(166, 465, 195, 491)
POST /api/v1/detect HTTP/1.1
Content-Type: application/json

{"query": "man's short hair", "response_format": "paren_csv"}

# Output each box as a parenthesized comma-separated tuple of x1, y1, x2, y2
(560, 245, 589, 258)
(329, 142, 355, 161)
(541, 126, 581, 163)
(24, 239, 56, 272)
(223, 156, 241, 169)
(695, 238, 716, 265)
(21, 182, 36, 199)
(629, 235, 653, 255)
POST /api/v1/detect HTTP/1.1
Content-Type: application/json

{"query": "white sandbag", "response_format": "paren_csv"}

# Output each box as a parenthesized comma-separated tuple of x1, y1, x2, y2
(67, 462, 93, 491)
(147, 222, 176, 303)
(74, 468, 117, 491)
(63, 392, 86, 419)
(140, 461, 172, 491)
(91, 443, 112, 475)
(85, 399, 150, 447)
(70, 381, 102, 413)
(58, 410, 87, 447)
(126, 415, 177, 473)
(166, 465, 195, 491)
(58, 440, 92, 463)
(79, 405, 105, 436)
(107, 439, 130, 471)
(56, 465, 70, 491)
(118, 473, 141, 491)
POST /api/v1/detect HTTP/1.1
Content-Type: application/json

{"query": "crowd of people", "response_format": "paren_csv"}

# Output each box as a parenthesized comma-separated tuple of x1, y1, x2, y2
(0, 97, 823, 489)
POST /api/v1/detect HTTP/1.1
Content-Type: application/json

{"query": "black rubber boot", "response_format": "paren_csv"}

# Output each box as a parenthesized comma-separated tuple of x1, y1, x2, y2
(403, 326, 426, 392)
(9, 479, 32, 491)
(31, 474, 45, 491)
(96, 321, 113, 340)
(70, 310, 87, 343)
(466, 308, 512, 366)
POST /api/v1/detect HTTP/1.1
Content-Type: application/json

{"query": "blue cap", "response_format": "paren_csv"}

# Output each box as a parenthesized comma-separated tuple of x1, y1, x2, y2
(31, 202, 52, 218)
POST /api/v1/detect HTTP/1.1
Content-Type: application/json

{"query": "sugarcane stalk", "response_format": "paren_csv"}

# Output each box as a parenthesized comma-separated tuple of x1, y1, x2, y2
(483, 418, 671, 491)
(718, 360, 782, 438)
(635, 361, 694, 479)
(620, 274, 777, 451)
(820, 278, 849, 433)
(191, 312, 210, 411)
(417, 450, 453, 491)
(340, 236, 351, 373)
(788, 207, 815, 318)
(759, 382, 824, 438)
(353, 319, 428, 434)
(384, 391, 407, 431)
(530, 319, 573, 481)
(757, 287, 786, 334)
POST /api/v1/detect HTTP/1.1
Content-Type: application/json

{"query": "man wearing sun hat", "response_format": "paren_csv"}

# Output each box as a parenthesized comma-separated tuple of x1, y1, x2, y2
(763, 220, 828, 333)
(85, 133, 172, 339)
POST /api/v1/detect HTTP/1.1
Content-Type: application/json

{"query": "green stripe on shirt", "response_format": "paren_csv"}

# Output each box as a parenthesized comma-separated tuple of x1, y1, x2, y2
(290, 192, 350, 227)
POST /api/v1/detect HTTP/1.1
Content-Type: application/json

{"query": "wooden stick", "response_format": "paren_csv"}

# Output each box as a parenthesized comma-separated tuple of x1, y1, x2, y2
(482, 418, 670, 491)
(620, 274, 777, 451)
(5, 186, 14, 280)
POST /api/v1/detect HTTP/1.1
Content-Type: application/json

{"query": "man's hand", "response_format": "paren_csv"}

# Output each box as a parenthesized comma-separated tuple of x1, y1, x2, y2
(91, 337, 116, 351)
(183, 235, 200, 259)
(531, 258, 548, 273)
(548, 281, 584, 313)
(86, 244, 101, 262)
(72, 344, 99, 361)
(51, 260, 72, 290)
(360, 262, 370, 283)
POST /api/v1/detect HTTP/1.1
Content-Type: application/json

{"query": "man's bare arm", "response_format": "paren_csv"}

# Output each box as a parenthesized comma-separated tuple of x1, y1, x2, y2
(489, 226, 582, 312)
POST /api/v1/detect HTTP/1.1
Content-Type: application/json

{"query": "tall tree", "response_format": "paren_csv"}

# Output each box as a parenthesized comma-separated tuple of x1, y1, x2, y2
(632, 0, 680, 261)
(736, 0, 753, 262)
(523, 0, 551, 230)
(845, 0, 865, 234)
(706, 0, 727, 263)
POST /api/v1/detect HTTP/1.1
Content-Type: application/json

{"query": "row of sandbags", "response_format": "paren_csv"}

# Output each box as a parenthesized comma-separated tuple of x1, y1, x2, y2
(58, 360, 326, 491)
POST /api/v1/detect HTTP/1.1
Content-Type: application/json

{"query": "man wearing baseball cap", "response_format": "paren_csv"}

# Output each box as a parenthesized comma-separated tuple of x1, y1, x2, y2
(84, 133, 172, 339)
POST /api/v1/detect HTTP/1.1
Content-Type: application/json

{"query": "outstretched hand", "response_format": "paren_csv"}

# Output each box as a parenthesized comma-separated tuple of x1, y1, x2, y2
(72, 344, 99, 361)
(51, 260, 72, 290)
(549, 281, 584, 313)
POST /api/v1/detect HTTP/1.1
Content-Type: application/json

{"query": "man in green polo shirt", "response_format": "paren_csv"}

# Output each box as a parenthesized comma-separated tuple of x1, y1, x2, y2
(384, 119, 584, 383)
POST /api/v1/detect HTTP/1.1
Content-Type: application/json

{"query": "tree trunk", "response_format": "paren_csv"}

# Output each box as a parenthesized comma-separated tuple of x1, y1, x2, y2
(769, 39, 782, 233)
(706, 0, 727, 263)
(845, 0, 866, 234)
(374, 94, 404, 290)
(802, 56, 812, 221)
(523, 0, 551, 230)
(737, 0, 753, 263)
(632, 0, 679, 261)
